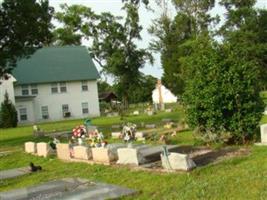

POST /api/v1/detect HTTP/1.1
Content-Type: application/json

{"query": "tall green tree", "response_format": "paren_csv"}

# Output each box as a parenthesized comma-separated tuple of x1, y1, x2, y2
(54, 3, 153, 107)
(149, 0, 216, 95)
(0, 92, 17, 128)
(0, 0, 54, 78)
(219, 0, 267, 89)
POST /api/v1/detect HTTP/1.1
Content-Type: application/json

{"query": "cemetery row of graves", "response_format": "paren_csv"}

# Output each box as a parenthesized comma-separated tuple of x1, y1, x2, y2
(0, 107, 267, 199)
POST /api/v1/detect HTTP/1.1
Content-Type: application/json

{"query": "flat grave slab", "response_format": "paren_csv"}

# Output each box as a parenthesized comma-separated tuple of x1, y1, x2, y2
(0, 178, 137, 200)
(117, 145, 179, 165)
(0, 167, 31, 180)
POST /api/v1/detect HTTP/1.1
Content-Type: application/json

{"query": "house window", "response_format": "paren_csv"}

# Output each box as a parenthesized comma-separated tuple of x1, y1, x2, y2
(81, 102, 89, 114)
(62, 104, 70, 117)
(19, 108, 27, 121)
(81, 81, 88, 91)
(60, 82, 67, 93)
(31, 84, 38, 95)
(51, 83, 58, 94)
(41, 106, 49, 119)
(21, 85, 29, 96)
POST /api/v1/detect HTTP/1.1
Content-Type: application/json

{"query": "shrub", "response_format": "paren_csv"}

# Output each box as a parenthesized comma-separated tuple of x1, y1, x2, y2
(0, 92, 18, 128)
(182, 37, 264, 144)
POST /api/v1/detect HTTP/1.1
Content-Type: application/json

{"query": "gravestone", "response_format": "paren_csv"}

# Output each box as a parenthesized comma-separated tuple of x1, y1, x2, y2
(145, 124, 156, 129)
(56, 143, 71, 160)
(261, 124, 267, 144)
(24, 142, 36, 154)
(161, 153, 196, 171)
(162, 118, 172, 123)
(111, 132, 121, 139)
(135, 131, 147, 139)
(0, 178, 137, 200)
(117, 145, 179, 165)
(92, 144, 126, 163)
(0, 167, 31, 180)
(133, 110, 139, 115)
(37, 142, 52, 157)
(73, 146, 92, 160)
(111, 125, 121, 129)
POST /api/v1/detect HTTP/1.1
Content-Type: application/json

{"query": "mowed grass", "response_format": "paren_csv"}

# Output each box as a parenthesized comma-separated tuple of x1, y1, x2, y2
(1, 107, 267, 199)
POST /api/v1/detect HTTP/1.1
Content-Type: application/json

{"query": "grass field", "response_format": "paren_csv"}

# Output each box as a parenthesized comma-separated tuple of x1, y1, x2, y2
(1, 109, 267, 199)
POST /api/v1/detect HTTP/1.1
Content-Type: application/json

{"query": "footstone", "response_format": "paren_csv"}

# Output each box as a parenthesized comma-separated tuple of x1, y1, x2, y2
(0, 167, 31, 180)
(0, 178, 137, 200)
(111, 132, 121, 139)
(73, 146, 92, 160)
(261, 124, 267, 143)
(117, 145, 179, 165)
(25, 142, 36, 154)
(56, 143, 71, 160)
(37, 142, 52, 157)
(161, 153, 196, 171)
(92, 144, 126, 163)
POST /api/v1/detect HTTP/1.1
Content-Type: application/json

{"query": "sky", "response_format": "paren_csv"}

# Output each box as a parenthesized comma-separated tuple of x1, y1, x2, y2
(49, 0, 267, 81)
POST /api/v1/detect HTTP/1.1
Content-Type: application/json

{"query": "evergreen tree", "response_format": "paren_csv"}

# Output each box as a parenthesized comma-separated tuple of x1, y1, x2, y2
(0, 92, 18, 128)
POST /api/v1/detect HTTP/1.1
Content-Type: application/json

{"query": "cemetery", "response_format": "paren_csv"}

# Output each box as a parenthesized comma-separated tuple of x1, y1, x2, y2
(1, 107, 266, 199)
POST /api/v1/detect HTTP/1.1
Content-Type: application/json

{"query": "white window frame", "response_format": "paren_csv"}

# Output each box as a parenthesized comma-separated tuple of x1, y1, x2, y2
(41, 106, 49, 119)
(31, 84, 38, 95)
(81, 102, 89, 114)
(81, 81, 88, 91)
(60, 82, 67, 93)
(21, 85, 29, 96)
(19, 108, 27, 121)
(51, 83, 58, 94)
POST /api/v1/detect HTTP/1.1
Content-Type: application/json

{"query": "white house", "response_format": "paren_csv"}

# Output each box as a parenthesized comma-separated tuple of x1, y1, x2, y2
(0, 46, 100, 123)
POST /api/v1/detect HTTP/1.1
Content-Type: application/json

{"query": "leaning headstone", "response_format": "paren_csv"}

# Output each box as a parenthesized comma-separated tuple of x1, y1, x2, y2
(73, 146, 92, 160)
(161, 152, 196, 171)
(36, 142, 52, 157)
(0, 167, 31, 180)
(117, 145, 179, 165)
(24, 142, 36, 154)
(261, 124, 267, 144)
(0, 178, 137, 200)
(111, 132, 122, 139)
(92, 144, 126, 164)
(145, 124, 156, 129)
(56, 143, 71, 160)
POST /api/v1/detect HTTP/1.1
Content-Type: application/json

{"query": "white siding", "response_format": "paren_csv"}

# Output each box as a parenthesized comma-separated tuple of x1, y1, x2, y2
(14, 80, 100, 123)
(0, 75, 16, 104)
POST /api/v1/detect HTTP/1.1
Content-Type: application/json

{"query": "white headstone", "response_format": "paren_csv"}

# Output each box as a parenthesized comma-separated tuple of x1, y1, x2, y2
(73, 146, 92, 160)
(36, 142, 51, 157)
(261, 124, 267, 143)
(111, 132, 121, 139)
(161, 153, 196, 171)
(24, 142, 36, 154)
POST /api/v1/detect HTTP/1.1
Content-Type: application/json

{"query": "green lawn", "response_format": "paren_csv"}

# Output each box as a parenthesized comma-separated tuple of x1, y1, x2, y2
(1, 110, 267, 199)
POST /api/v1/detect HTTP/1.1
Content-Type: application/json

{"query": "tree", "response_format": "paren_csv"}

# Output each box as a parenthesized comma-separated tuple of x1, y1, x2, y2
(0, 0, 54, 78)
(182, 36, 264, 144)
(97, 80, 112, 94)
(219, 0, 267, 89)
(149, 0, 216, 95)
(0, 92, 18, 128)
(54, 3, 153, 108)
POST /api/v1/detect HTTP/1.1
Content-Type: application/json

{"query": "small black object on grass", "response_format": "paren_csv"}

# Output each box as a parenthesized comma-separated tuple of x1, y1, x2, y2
(29, 162, 42, 172)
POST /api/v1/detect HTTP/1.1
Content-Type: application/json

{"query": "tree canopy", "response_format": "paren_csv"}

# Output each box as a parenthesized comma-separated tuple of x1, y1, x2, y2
(0, 0, 54, 78)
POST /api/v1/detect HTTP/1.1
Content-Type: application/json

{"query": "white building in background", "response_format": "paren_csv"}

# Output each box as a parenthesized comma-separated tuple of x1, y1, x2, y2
(152, 81, 178, 104)
(0, 46, 100, 123)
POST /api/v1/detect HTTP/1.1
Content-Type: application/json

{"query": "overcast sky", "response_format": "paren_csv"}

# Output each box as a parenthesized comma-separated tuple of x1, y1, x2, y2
(49, 0, 267, 81)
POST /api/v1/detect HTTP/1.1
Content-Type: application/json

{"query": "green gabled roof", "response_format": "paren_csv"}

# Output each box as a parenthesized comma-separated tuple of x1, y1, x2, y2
(12, 46, 100, 85)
